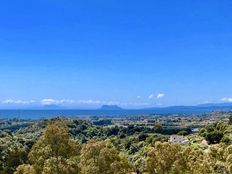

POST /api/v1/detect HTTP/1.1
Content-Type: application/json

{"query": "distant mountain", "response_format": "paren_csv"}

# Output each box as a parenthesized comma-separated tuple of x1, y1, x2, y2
(143, 103, 232, 114)
(197, 102, 232, 107)
(1, 103, 232, 116)
(99, 105, 123, 110)
(42, 105, 65, 109)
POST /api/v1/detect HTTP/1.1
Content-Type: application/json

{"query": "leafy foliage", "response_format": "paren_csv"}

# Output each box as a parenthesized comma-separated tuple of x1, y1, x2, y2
(0, 114, 231, 174)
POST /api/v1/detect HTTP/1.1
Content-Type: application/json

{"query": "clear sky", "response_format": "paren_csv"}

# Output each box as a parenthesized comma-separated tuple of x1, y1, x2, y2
(0, 0, 232, 108)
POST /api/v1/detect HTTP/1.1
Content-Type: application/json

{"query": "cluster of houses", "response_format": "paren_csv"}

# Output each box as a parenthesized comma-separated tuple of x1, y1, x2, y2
(169, 135, 209, 146)
(169, 135, 190, 144)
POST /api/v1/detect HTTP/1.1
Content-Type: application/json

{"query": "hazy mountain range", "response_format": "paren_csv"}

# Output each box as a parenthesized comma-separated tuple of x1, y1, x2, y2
(1, 103, 232, 115)
(98, 103, 232, 114)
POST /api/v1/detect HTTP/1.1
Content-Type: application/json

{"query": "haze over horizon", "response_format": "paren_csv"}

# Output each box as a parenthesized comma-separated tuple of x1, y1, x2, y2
(1, 0, 232, 109)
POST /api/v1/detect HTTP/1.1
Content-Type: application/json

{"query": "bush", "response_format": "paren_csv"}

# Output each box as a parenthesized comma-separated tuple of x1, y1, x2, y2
(229, 115, 232, 125)
(177, 130, 188, 136)
(205, 131, 224, 144)
(138, 133, 148, 141)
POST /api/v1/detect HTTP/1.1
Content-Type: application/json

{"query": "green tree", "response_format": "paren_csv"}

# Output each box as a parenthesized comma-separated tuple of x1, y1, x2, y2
(4, 150, 28, 174)
(177, 130, 188, 136)
(80, 140, 132, 174)
(15, 122, 81, 174)
(229, 115, 232, 125)
(154, 124, 163, 133)
(13, 164, 36, 174)
(172, 147, 213, 174)
(205, 131, 223, 144)
(224, 145, 232, 173)
(145, 142, 181, 174)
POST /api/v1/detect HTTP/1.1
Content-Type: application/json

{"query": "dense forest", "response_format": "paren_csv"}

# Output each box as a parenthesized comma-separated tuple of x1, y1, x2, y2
(0, 114, 232, 174)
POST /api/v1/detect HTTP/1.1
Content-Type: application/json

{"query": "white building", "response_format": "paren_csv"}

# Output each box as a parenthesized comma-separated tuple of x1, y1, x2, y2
(169, 135, 189, 144)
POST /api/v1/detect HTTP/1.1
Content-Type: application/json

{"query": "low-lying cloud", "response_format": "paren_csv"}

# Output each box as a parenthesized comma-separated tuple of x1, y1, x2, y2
(1, 98, 150, 107)
(148, 94, 154, 99)
(40, 99, 106, 106)
(148, 93, 165, 99)
(157, 93, 165, 99)
(221, 97, 232, 102)
(40, 99, 75, 105)
(40, 99, 149, 106)
(2, 99, 35, 105)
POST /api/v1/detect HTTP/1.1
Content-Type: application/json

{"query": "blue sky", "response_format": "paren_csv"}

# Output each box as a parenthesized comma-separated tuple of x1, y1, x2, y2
(0, 0, 232, 108)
